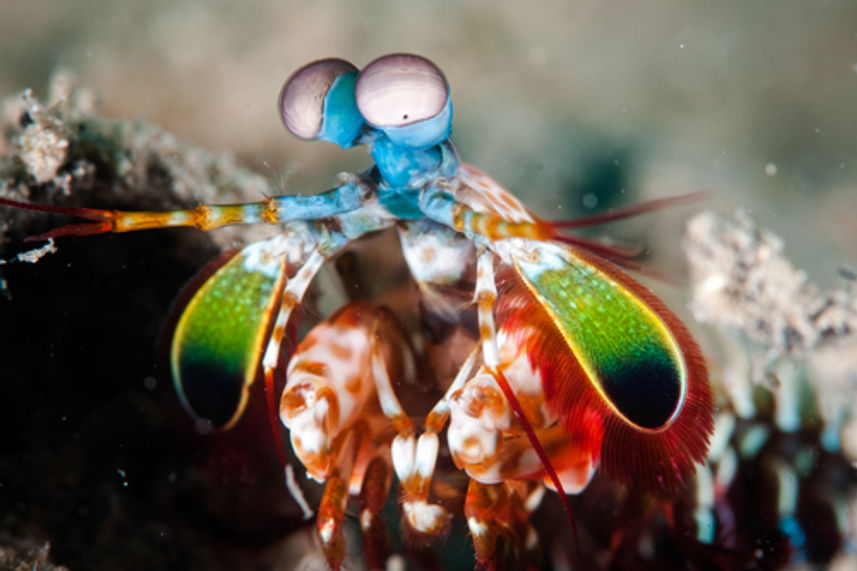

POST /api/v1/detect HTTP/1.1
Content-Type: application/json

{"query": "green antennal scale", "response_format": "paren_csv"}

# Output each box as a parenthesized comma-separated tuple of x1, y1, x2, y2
(171, 237, 288, 429)
(506, 240, 711, 492)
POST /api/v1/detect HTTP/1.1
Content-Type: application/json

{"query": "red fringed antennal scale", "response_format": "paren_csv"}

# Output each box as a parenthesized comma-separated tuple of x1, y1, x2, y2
(496, 260, 713, 493)
(597, 300, 710, 490)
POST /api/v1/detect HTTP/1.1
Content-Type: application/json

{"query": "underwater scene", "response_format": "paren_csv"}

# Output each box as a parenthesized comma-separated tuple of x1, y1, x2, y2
(1, 1, 856, 569)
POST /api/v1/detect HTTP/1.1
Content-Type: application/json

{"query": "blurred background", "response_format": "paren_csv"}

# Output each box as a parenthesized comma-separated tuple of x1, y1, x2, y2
(2, 0, 855, 279)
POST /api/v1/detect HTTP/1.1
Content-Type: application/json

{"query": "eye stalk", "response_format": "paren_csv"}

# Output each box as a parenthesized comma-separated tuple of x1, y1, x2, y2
(278, 58, 365, 148)
(355, 53, 453, 149)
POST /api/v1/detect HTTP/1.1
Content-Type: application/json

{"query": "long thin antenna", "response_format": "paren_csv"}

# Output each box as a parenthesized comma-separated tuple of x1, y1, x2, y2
(551, 190, 711, 229)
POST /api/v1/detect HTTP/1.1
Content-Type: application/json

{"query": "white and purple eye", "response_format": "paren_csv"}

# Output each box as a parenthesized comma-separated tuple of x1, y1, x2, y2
(278, 58, 365, 148)
(355, 53, 453, 149)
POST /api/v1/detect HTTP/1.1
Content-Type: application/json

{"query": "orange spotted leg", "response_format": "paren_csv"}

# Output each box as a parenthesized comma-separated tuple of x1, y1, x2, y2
(279, 302, 417, 569)
(391, 345, 481, 536)
(464, 480, 543, 570)
(358, 456, 395, 570)
(471, 248, 583, 555)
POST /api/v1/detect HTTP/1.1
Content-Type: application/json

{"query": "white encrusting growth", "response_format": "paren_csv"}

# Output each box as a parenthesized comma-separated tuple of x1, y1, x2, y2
(0, 237, 56, 265)
(685, 210, 857, 448)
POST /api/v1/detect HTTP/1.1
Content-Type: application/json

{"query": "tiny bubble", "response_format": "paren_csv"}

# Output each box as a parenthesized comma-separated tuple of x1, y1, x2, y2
(61, 416, 67, 422)
(814, 127, 821, 133)
(679, 42, 686, 49)
(764, 163, 777, 176)
(143, 376, 157, 390)
(582, 193, 598, 209)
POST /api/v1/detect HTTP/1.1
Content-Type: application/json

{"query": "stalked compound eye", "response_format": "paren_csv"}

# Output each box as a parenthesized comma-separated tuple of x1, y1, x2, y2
(278, 58, 365, 148)
(355, 53, 453, 149)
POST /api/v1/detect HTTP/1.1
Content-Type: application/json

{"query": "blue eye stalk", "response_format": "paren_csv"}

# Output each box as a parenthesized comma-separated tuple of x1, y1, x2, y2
(355, 53, 453, 150)
(374, 95, 452, 150)
(278, 58, 365, 149)
(316, 71, 364, 148)
(279, 53, 454, 157)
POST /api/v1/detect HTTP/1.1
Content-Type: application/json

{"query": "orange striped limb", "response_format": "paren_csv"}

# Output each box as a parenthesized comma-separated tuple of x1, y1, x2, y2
(447, 368, 599, 492)
(418, 186, 552, 243)
(464, 480, 543, 571)
(392, 346, 482, 537)
(451, 204, 554, 241)
(279, 303, 415, 480)
(358, 456, 395, 571)
(455, 249, 584, 554)
(316, 429, 359, 570)
(279, 302, 419, 569)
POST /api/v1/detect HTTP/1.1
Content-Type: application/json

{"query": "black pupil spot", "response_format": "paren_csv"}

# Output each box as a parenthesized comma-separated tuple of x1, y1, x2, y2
(604, 357, 681, 429)
(402, 114, 409, 120)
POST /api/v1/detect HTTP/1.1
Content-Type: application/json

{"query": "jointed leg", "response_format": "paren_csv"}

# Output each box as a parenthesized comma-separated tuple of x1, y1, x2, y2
(361, 313, 453, 535)
(263, 248, 327, 466)
(419, 188, 552, 241)
(469, 248, 582, 551)
(392, 345, 481, 535)
(358, 456, 395, 571)
(316, 428, 362, 569)
(280, 303, 423, 567)
(465, 480, 543, 571)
